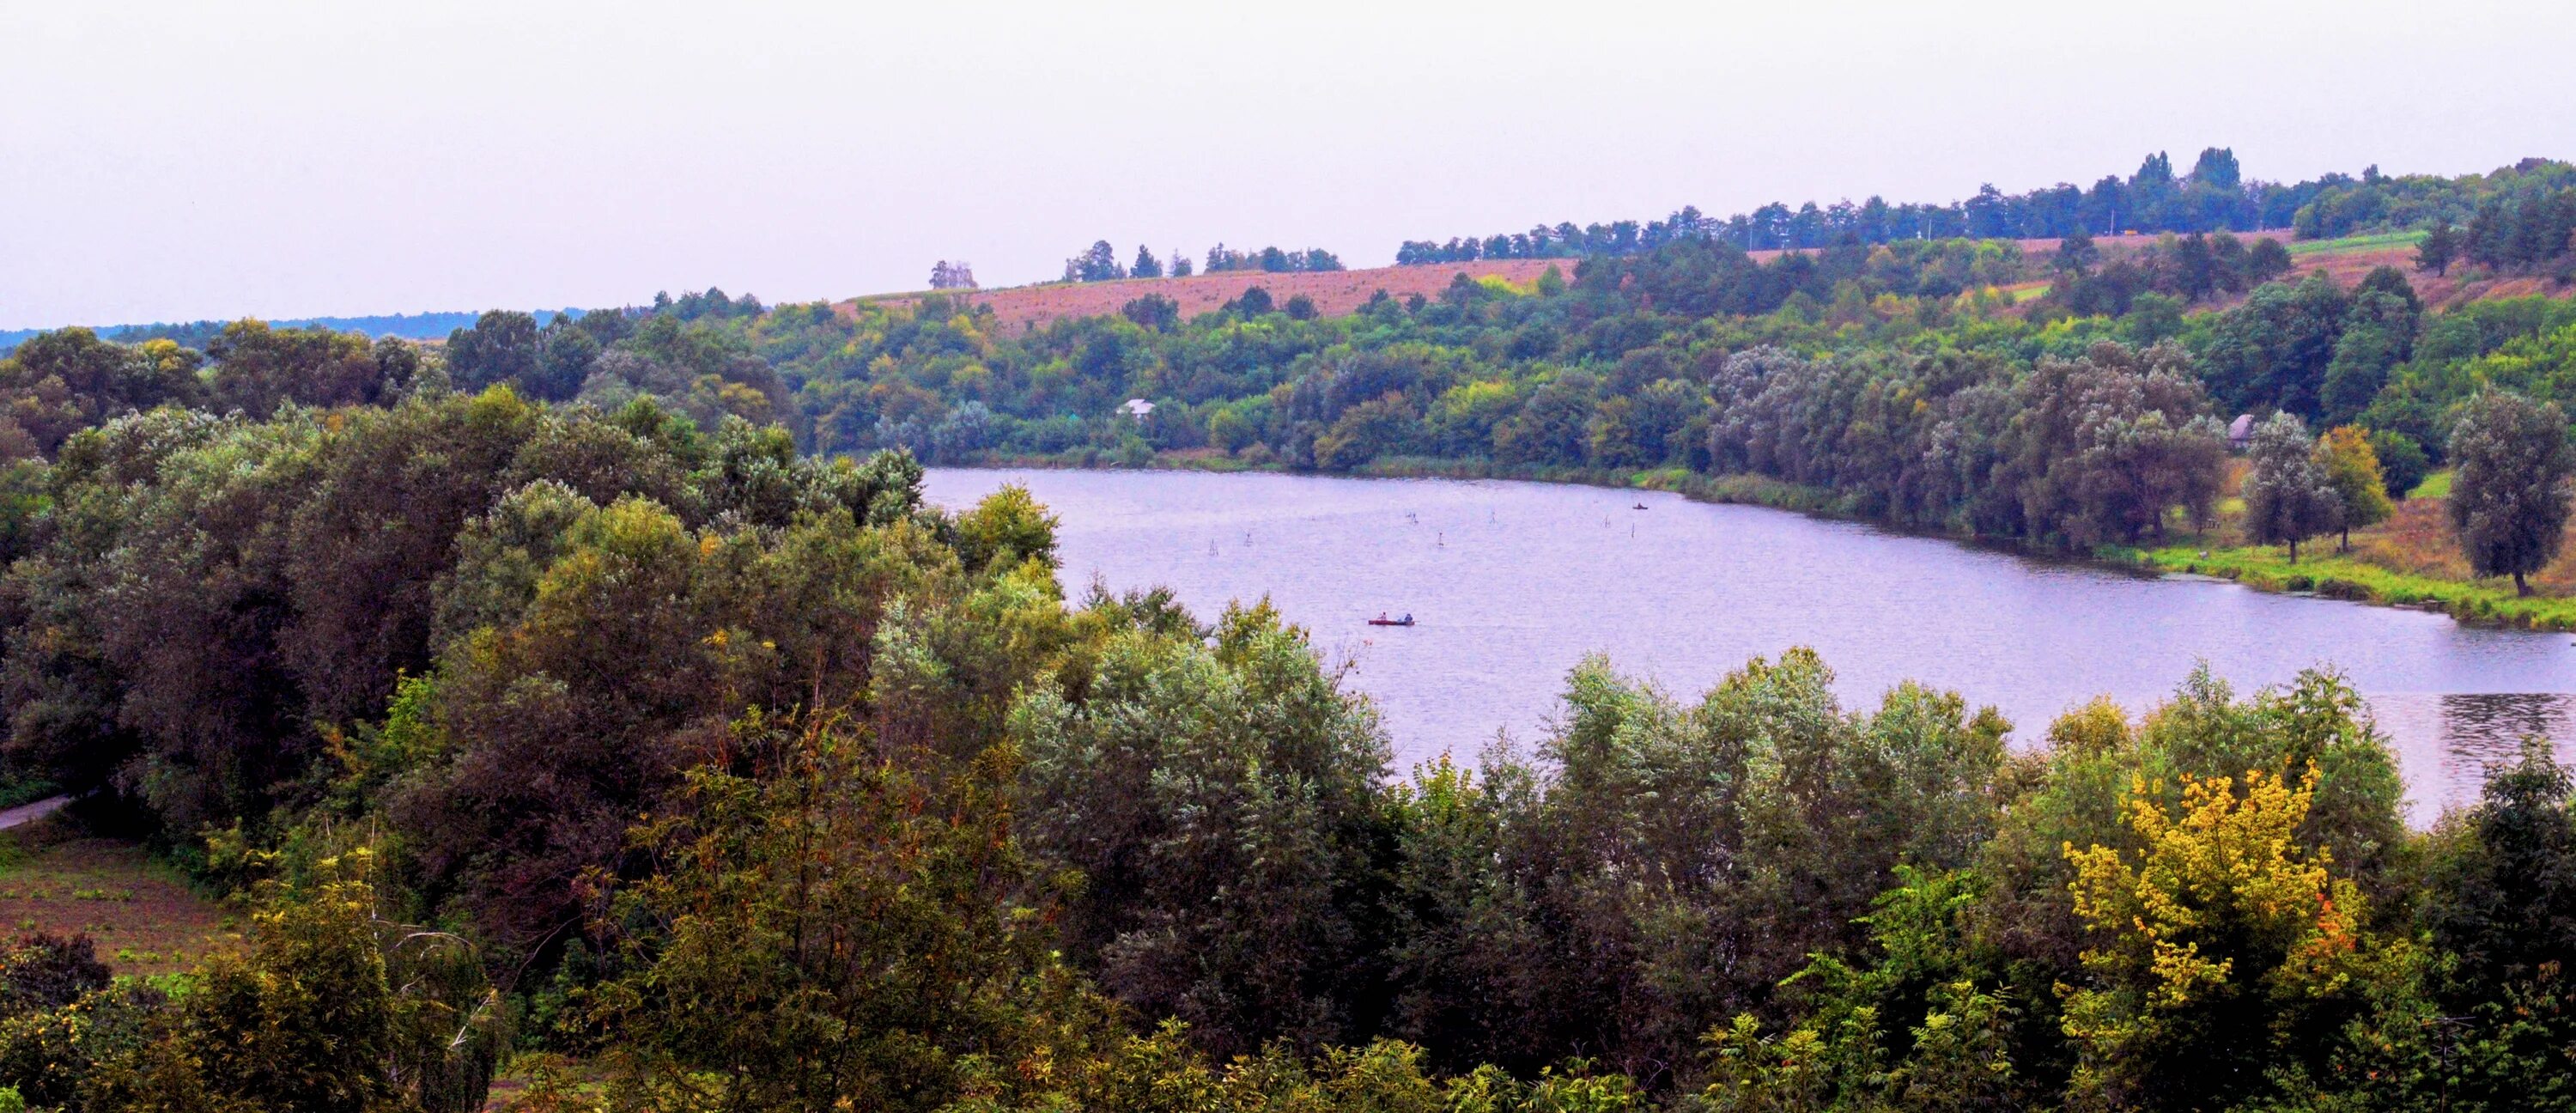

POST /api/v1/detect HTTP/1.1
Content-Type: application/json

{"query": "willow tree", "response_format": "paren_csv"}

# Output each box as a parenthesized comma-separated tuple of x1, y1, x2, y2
(2448, 391, 2576, 595)
(2241, 412, 2341, 563)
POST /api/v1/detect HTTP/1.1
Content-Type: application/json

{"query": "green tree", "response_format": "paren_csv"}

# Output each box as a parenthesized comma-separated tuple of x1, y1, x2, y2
(2241, 412, 2342, 562)
(87, 852, 504, 1113)
(2447, 390, 2576, 594)
(1121, 293, 1180, 331)
(1132, 244, 1164, 279)
(1207, 407, 1257, 453)
(0, 328, 205, 457)
(585, 711, 1101, 1113)
(2005, 342, 2227, 545)
(2419, 218, 2460, 276)
(1065, 240, 1126, 283)
(2315, 424, 2393, 550)
(443, 310, 542, 393)
(1012, 599, 1395, 1059)
(2366, 429, 2432, 499)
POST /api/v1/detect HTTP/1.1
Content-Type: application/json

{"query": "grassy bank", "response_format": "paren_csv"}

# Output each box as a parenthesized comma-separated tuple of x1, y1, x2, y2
(2103, 542, 2576, 631)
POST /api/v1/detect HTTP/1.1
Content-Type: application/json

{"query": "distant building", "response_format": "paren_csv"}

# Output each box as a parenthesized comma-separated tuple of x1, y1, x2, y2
(1121, 398, 1156, 418)
(2228, 414, 2255, 450)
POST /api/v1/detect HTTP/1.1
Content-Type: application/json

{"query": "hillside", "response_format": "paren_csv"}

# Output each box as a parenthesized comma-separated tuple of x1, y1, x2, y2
(843, 258, 1574, 335)
(845, 229, 2561, 338)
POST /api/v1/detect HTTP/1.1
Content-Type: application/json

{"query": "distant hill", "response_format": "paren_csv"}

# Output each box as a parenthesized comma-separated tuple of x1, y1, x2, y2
(0, 308, 582, 355)
(848, 259, 1571, 337)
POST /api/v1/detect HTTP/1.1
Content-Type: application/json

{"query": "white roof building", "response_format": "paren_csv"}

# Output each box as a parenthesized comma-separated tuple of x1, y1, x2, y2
(1121, 398, 1156, 417)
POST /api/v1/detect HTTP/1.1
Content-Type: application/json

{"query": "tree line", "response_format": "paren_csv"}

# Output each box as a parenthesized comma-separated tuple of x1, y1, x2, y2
(1400, 149, 2573, 263)
(1061, 240, 1345, 283)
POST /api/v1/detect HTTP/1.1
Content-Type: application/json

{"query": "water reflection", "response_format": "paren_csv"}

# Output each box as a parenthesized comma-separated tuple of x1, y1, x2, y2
(2371, 691, 2576, 819)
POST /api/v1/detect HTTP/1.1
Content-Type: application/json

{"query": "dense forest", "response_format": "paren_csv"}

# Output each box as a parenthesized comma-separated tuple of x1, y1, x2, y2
(0, 152, 2571, 1110)
(1397, 149, 2575, 262)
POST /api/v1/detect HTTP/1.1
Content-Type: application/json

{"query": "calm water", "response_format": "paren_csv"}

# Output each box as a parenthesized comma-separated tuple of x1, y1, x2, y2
(925, 468, 2576, 819)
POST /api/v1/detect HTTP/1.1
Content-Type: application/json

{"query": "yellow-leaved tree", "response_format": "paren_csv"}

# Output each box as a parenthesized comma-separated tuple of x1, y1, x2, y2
(2059, 766, 2410, 1111)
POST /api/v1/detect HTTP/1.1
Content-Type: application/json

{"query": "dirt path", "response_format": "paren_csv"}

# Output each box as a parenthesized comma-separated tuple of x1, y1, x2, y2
(0, 795, 68, 830)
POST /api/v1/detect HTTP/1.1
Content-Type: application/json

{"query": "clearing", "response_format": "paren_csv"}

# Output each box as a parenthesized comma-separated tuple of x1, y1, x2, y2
(0, 815, 236, 977)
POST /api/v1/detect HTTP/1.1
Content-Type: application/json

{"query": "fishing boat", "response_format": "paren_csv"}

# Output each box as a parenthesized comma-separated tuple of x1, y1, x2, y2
(1367, 612, 1416, 627)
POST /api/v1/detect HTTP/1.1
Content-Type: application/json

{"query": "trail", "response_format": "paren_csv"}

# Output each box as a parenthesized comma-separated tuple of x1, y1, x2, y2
(0, 795, 68, 830)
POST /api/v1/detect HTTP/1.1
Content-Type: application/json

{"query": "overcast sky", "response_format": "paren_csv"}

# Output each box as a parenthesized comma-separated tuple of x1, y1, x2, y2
(4, 1, 2573, 329)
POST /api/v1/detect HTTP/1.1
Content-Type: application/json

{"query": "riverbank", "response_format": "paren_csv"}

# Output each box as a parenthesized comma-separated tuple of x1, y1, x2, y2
(2102, 543, 2576, 631)
(976, 450, 1868, 517)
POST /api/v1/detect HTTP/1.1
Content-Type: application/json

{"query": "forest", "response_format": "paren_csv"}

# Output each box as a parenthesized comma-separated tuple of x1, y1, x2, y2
(0, 153, 2573, 1111)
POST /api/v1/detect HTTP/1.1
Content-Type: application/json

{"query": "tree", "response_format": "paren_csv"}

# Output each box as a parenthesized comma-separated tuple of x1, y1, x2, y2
(208, 319, 390, 412)
(1120, 294, 1180, 332)
(2190, 146, 2242, 190)
(2448, 390, 2576, 595)
(928, 260, 978, 289)
(1063, 240, 1125, 283)
(2241, 412, 2342, 562)
(2172, 233, 2220, 301)
(2315, 425, 2393, 550)
(586, 711, 1094, 1113)
(2368, 429, 2431, 499)
(2054, 228, 2099, 273)
(1013, 601, 1395, 1059)
(2061, 769, 2406, 1112)
(2006, 341, 2228, 546)
(443, 310, 543, 393)
(1226, 286, 1274, 317)
(1131, 245, 1163, 279)
(2244, 236, 2294, 284)
(87, 852, 504, 1113)
(2419, 219, 2459, 276)
(1169, 249, 1194, 278)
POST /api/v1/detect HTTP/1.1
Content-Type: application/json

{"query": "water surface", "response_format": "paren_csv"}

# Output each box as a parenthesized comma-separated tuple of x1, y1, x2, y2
(926, 468, 2576, 818)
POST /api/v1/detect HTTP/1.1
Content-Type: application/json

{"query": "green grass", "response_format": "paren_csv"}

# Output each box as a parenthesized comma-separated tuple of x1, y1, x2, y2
(2409, 468, 2453, 500)
(2107, 540, 2576, 631)
(2287, 230, 2426, 257)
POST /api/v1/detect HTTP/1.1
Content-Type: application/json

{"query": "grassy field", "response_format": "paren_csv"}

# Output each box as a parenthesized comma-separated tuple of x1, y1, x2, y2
(2287, 229, 2427, 257)
(0, 818, 235, 977)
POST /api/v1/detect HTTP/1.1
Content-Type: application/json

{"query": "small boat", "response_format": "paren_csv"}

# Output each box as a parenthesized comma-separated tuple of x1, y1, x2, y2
(1367, 613, 1416, 627)
(1632, 502, 1649, 510)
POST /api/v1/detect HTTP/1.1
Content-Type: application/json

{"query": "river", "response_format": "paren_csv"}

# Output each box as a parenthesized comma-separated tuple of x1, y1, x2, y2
(924, 467, 2576, 818)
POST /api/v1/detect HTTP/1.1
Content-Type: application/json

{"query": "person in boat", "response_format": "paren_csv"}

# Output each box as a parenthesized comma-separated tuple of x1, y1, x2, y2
(1402, 612, 1412, 623)
(1376, 611, 1389, 622)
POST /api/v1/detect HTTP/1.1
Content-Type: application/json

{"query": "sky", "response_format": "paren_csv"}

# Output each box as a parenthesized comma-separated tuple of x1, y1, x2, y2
(3, 1, 2573, 330)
